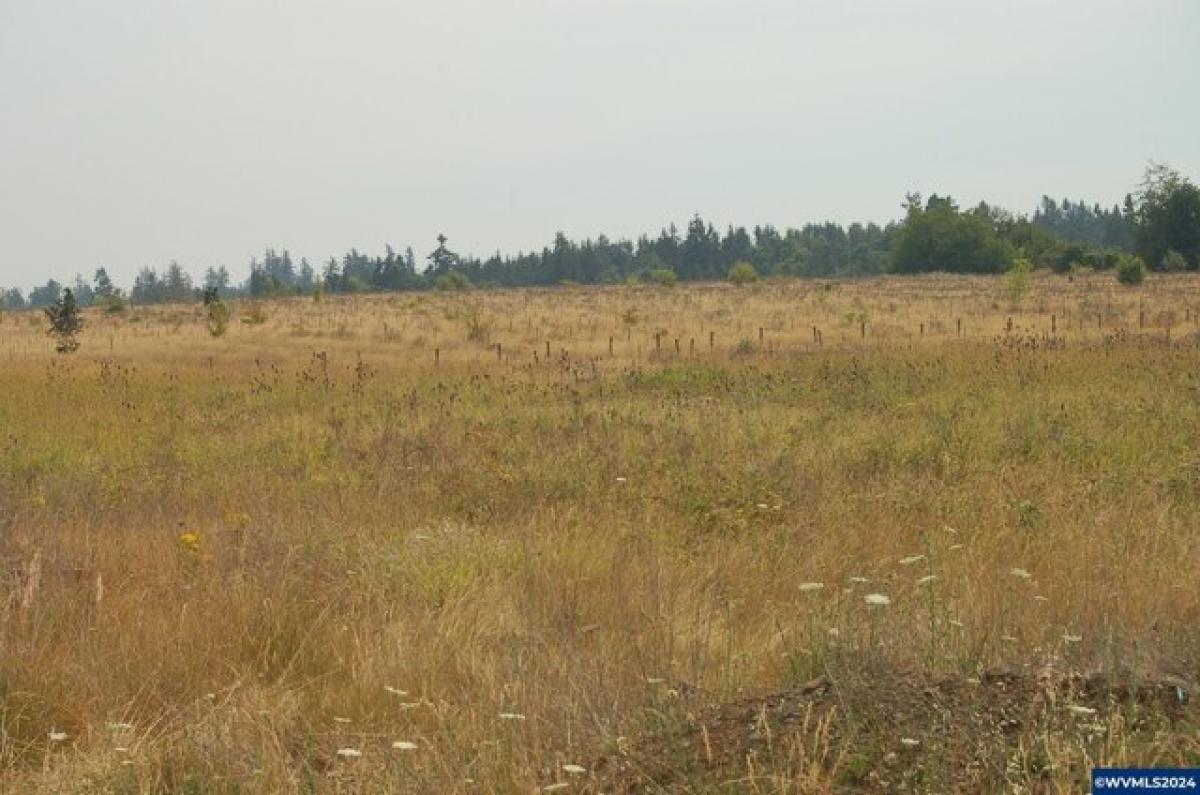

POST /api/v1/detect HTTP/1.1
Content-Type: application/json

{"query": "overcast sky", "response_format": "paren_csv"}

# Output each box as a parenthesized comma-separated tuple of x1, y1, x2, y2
(1, 0, 1198, 290)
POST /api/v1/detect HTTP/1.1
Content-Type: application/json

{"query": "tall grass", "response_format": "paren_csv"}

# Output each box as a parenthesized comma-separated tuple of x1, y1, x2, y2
(0, 273, 1198, 791)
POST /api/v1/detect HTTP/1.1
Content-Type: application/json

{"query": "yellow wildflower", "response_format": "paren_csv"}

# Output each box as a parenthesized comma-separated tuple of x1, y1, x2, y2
(179, 532, 201, 553)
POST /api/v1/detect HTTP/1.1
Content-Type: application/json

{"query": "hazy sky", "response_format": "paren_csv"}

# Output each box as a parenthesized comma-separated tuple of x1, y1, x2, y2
(2, 0, 1198, 290)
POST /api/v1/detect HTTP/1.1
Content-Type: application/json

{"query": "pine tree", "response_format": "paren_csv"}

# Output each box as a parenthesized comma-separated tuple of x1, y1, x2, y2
(427, 234, 461, 278)
(93, 268, 115, 299)
(45, 288, 84, 353)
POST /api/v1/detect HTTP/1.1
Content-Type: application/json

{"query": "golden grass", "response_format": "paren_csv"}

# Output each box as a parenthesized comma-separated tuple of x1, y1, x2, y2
(1, 272, 1199, 792)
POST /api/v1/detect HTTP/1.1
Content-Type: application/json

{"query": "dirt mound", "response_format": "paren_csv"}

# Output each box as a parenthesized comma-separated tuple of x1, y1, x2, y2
(589, 666, 1197, 793)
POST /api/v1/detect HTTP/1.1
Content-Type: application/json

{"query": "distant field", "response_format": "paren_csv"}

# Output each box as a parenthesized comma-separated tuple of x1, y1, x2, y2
(2, 273, 1200, 792)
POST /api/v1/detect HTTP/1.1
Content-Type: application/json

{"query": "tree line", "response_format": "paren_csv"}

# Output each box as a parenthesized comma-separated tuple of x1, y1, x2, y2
(3, 164, 1197, 310)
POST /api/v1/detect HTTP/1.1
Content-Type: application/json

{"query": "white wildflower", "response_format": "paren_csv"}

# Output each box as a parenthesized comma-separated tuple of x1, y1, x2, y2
(798, 582, 824, 592)
(333, 717, 352, 724)
(864, 593, 891, 607)
(1062, 634, 1082, 643)
(1067, 705, 1096, 716)
(384, 686, 408, 696)
(542, 785, 570, 793)
(646, 677, 665, 685)
(48, 730, 69, 743)
(899, 555, 925, 566)
(563, 764, 587, 775)
(916, 575, 937, 585)
(900, 737, 920, 747)
(849, 576, 869, 584)
(336, 748, 362, 759)
(499, 712, 526, 721)
(1010, 568, 1032, 580)
(949, 544, 964, 551)
(615, 477, 626, 483)
(392, 741, 418, 751)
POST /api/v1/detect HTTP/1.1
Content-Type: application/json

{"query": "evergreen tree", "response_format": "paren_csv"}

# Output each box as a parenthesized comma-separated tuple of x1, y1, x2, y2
(298, 258, 315, 292)
(131, 268, 166, 303)
(71, 274, 95, 306)
(28, 279, 63, 307)
(93, 268, 115, 299)
(1, 288, 26, 309)
(203, 266, 231, 295)
(721, 226, 754, 268)
(165, 261, 194, 301)
(426, 234, 461, 278)
(322, 257, 341, 292)
(680, 215, 722, 279)
(44, 288, 84, 353)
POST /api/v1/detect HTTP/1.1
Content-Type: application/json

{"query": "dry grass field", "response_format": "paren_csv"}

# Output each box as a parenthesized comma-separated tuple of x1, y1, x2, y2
(2, 272, 1200, 792)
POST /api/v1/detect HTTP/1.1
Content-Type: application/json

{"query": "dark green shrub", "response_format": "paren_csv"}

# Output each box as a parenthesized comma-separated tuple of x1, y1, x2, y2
(434, 272, 472, 292)
(44, 288, 84, 353)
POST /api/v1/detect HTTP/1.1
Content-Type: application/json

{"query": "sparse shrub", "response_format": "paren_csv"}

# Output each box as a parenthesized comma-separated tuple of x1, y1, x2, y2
(728, 261, 759, 286)
(434, 272, 472, 292)
(44, 288, 83, 353)
(313, 285, 324, 303)
(731, 338, 757, 357)
(1004, 255, 1033, 302)
(622, 307, 639, 326)
(1161, 249, 1188, 272)
(1116, 255, 1147, 286)
(647, 268, 677, 287)
(203, 288, 230, 337)
(241, 303, 269, 324)
(464, 308, 492, 343)
(1017, 499, 1041, 529)
(101, 291, 127, 314)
